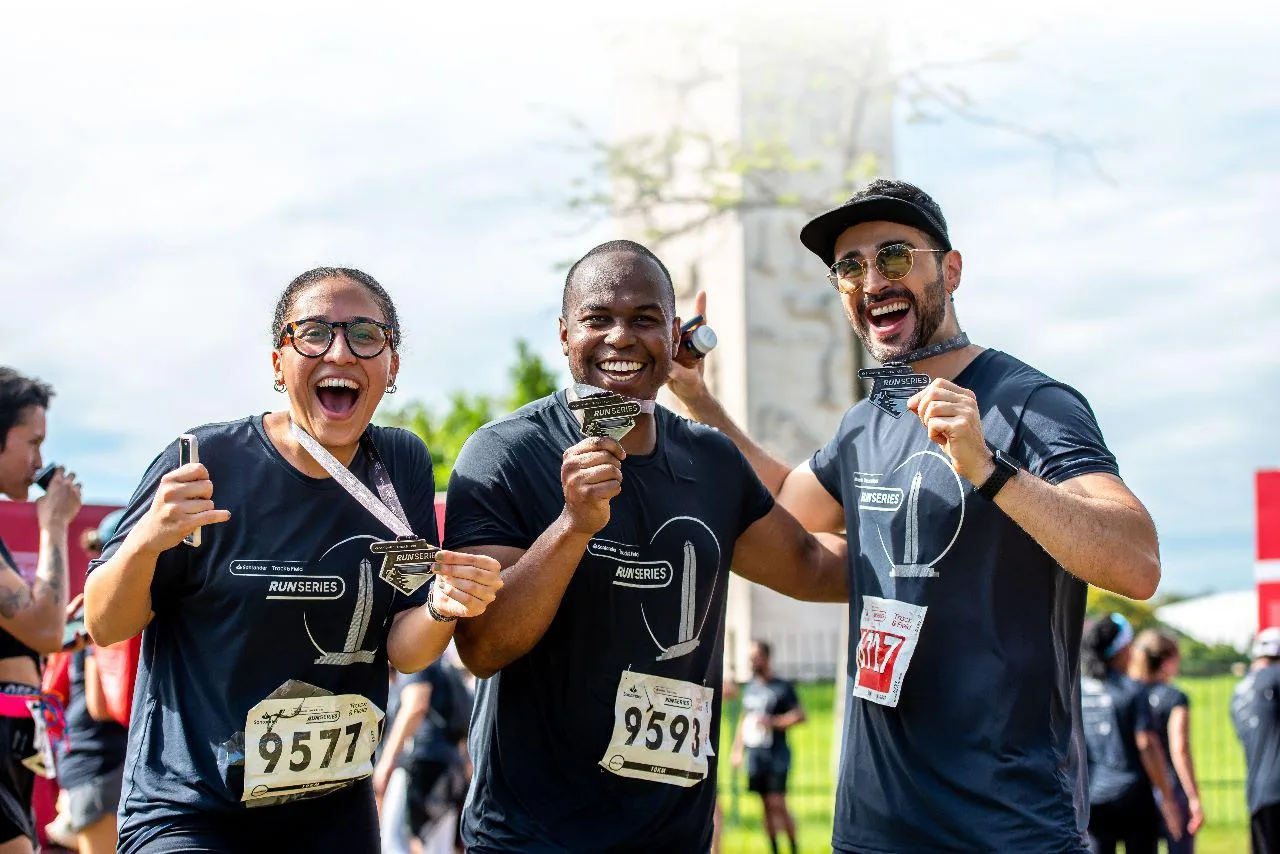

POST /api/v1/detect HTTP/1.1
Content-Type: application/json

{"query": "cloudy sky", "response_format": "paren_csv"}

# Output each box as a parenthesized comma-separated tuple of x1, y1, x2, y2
(2, 2, 1275, 594)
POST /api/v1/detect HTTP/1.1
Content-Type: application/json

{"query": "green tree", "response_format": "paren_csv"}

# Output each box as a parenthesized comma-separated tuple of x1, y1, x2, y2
(380, 339, 561, 488)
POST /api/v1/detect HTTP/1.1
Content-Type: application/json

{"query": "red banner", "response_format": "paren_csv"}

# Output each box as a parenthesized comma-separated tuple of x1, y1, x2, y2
(1257, 471, 1280, 630)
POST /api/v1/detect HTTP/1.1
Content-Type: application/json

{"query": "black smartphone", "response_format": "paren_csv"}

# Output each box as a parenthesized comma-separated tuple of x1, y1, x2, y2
(178, 434, 201, 548)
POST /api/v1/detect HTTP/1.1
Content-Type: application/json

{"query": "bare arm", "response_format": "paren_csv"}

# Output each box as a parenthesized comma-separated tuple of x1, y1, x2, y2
(1169, 704, 1205, 832)
(675, 390, 794, 496)
(452, 519, 590, 679)
(731, 506, 848, 603)
(770, 703, 806, 731)
(1137, 727, 1184, 841)
(83, 652, 113, 723)
(85, 463, 229, 646)
(908, 380, 1160, 600)
(372, 681, 431, 796)
(453, 436, 623, 679)
(386, 550, 502, 674)
(0, 471, 80, 653)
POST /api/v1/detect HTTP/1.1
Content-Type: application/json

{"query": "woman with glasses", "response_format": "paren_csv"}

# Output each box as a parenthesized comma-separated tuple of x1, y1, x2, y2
(83, 267, 503, 854)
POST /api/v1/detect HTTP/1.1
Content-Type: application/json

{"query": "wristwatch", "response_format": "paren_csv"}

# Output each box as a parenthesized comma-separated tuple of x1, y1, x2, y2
(977, 447, 1020, 500)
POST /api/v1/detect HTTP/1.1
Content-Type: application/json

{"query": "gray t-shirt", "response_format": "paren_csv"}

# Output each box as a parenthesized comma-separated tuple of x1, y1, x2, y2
(1233, 663, 1280, 815)
(810, 349, 1117, 853)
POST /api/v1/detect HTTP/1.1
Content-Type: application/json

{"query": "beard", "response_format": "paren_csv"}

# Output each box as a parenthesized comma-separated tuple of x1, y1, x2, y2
(854, 269, 949, 364)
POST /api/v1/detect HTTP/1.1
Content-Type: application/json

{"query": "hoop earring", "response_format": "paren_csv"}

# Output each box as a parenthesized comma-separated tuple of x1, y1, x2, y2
(273, 380, 286, 393)
(385, 382, 397, 394)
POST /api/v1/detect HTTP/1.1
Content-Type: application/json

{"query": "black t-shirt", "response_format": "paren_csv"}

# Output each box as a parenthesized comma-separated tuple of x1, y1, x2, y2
(0, 535, 39, 664)
(87, 416, 436, 851)
(740, 677, 799, 775)
(1233, 663, 1280, 814)
(1081, 672, 1155, 804)
(57, 647, 129, 789)
(445, 392, 774, 853)
(402, 660, 466, 767)
(810, 350, 1117, 854)
(1147, 681, 1189, 782)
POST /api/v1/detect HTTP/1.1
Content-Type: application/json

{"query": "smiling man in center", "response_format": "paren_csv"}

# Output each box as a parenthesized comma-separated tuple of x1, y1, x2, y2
(444, 239, 849, 853)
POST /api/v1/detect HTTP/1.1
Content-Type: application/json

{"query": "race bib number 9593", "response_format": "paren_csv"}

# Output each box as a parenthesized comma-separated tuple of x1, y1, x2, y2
(599, 671, 715, 788)
(242, 694, 384, 803)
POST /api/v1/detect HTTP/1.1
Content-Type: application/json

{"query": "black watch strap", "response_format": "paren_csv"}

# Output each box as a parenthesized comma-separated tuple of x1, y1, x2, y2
(977, 448, 1019, 500)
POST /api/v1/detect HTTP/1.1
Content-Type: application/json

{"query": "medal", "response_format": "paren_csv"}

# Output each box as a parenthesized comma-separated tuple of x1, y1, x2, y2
(567, 384, 656, 441)
(369, 538, 438, 596)
(858, 333, 970, 418)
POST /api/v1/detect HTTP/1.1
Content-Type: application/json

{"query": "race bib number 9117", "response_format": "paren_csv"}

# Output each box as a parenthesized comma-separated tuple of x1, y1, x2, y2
(853, 596, 927, 708)
(242, 693, 384, 803)
(599, 671, 715, 788)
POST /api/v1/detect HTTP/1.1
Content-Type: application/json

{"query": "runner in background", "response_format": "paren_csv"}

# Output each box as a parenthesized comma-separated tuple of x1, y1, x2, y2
(731, 641, 803, 854)
(0, 367, 82, 854)
(1130, 628, 1204, 852)
(83, 268, 502, 854)
(57, 510, 128, 854)
(1232, 627, 1280, 854)
(1081, 614, 1181, 854)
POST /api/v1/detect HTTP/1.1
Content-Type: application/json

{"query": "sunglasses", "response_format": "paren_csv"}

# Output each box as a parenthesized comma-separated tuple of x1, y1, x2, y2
(279, 319, 395, 359)
(827, 243, 947, 295)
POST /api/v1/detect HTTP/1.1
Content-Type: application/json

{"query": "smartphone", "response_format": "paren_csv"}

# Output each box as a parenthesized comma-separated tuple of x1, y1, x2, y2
(178, 433, 201, 548)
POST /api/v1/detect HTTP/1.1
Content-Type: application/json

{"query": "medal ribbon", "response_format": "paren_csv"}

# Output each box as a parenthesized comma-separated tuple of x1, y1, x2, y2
(886, 332, 970, 366)
(290, 421, 413, 539)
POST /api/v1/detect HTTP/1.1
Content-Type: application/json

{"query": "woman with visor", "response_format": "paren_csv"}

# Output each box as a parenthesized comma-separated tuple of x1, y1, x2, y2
(84, 267, 503, 854)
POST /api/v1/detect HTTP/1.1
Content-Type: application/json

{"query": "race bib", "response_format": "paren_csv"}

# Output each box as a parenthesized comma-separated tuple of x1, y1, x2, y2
(599, 670, 715, 788)
(853, 596, 927, 708)
(242, 693, 384, 804)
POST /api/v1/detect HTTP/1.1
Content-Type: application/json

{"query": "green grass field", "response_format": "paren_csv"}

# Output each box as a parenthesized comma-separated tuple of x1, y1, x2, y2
(715, 677, 1250, 853)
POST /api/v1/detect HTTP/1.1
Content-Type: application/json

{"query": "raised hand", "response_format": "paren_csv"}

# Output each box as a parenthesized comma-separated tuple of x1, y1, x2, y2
(560, 435, 625, 536)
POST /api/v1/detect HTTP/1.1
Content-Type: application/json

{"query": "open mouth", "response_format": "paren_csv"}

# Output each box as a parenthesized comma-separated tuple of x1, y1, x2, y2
(864, 298, 913, 336)
(595, 359, 648, 386)
(314, 376, 363, 418)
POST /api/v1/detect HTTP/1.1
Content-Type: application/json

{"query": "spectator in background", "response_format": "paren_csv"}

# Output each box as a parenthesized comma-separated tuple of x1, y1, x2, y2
(375, 647, 472, 854)
(0, 367, 82, 854)
(1232, 627, 1280, 854)
(1081, 614, 1182, 854)
(732, 640, 804, 854)
(58, 511, 128, 854)
(1130, 628, 1204, 852)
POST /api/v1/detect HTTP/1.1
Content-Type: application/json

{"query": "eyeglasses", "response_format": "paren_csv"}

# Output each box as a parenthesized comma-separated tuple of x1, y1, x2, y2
(827, 243, 947, 294)
(279, 319, 395, 359)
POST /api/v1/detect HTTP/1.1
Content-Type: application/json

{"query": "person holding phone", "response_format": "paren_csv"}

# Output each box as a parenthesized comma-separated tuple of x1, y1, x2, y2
(83, 267, 504, 854)
(0, 367, 82, 854)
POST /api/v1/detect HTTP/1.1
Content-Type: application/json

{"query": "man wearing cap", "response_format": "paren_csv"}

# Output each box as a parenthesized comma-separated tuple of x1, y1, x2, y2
(1232, 627, 1280, 854)
(668, 178, 1161, 852)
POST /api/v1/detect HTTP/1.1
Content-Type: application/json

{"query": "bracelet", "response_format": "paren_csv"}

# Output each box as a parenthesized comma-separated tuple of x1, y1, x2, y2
(425, 576, 458, 624)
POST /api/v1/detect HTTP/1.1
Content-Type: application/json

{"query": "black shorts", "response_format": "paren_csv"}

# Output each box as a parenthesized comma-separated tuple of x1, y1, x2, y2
(118, 779, 379, 854)
(1253, 802, 1280, 854)
(0, 716, 36, 846)
(747, 767, 789, 795)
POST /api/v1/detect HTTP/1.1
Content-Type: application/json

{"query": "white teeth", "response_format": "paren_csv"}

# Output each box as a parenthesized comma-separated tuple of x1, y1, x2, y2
(600, 361, 644, 372)
(870, 301, 910, 317)
(316, 377, 360, 390)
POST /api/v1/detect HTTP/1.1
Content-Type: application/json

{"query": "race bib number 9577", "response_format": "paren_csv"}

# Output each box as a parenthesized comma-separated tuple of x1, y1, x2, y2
(242, 694, 384, 804)
(599, 671, 715, 788)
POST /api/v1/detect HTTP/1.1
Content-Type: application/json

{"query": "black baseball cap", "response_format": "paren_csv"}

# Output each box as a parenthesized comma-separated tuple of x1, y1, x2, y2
(799, 183, 952, 268)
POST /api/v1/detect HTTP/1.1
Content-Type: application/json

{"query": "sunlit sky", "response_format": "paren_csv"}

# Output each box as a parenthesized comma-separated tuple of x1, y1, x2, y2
(2, 1, 1276, 594)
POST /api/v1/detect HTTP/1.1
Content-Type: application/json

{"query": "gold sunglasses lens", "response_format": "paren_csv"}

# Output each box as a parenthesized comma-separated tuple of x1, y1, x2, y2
(876, 245, 914, 280)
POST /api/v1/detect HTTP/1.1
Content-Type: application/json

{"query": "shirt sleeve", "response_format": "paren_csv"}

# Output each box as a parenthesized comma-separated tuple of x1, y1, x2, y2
(776, 681, 800, 716)
(1133, 683, 1156, 733)
(1013, 384, 1119, 485)
(87, 440, 197, 613)
(443, 426, 535, 551)
(735, 448, 776, 536)
(808, 429, 844, 505)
